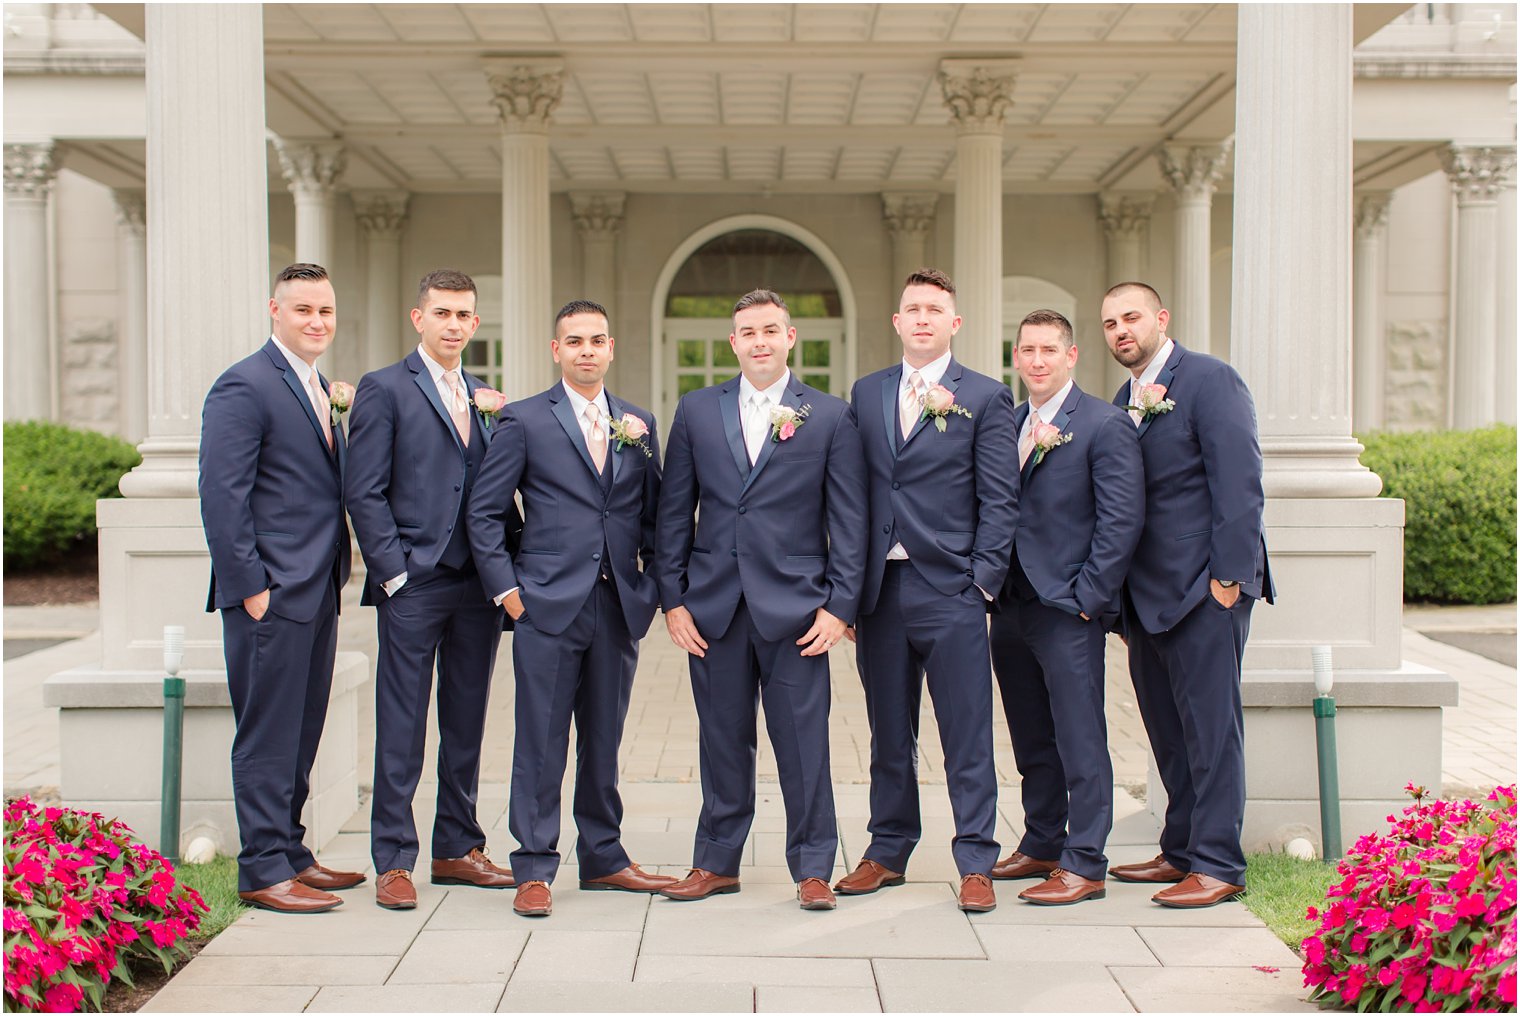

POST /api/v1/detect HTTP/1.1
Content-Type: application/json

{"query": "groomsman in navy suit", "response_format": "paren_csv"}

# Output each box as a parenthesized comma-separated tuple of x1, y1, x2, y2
(1100, 282, 1273, 908)
(200, 263, 364, 912)
(346, 269, 514, 910)
(466, 299, 676, 918)
(987, 310, 1143, 906)
(838, 268, 1018, 913)
(655, 289, 868, 912)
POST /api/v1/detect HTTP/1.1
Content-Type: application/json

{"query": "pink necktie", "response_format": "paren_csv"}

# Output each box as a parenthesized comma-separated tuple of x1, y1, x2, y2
(443, 371, 470, 447)
(900, 371, 922, 440)
(1129, 380, 1144, 427)
(584, 404, 607, 473)
(1018, 422, 1036, 468)
(308, 373, 333, 449)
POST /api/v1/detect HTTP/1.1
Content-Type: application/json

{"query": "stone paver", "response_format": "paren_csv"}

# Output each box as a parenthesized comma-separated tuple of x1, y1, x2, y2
(872, 958, 1134, 1012)
(141, 985, 319, 1012)
(1109, 966, 1318, 1012)
(386, 929, 528, 984)
(307, 984, 507, 1012)
(975, 924, 1161, 966)
(1135, 926, 1303, 969)
(166, 955, 397, 986)
(758, 985, 883, 1012)
(497, 981, 754, 1012)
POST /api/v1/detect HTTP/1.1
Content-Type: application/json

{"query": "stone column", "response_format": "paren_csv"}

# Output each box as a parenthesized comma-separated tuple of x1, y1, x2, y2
(486, 60, 562, 401)
(881, 191, 939, 293)
(1158, 142, 1230, 356)
(569, 191, 625, 315)
(1440, 144, 1515, 429)
(1496, 160, 1517, 426)
(4, 141, 58, 422)
(353, 190, 409, 372)
(112, 188, 148, 442)
(1223, 3, 1452, 856)
(273, 138, 345, 270)
(1352, 191, 1391, 432)
(940, 60, 1016, 380)
(1099, 191, 1155, 395)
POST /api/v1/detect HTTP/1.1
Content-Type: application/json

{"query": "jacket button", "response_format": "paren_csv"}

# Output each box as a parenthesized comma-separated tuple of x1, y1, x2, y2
(891, 482, 900, 490)
(730, 549, 738, 557)
(454, 484, 461, 492)
(592, 552, 601, 561)
(604, 510, 610, 519)
(738, 506, 747, 514)
(966, 570, 975, 578)
(882, 525, 891, 534)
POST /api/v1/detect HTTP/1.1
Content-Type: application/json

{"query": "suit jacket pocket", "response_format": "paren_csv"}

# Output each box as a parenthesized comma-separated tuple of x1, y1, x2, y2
(933, 529, 974, 556)
(1175, 529, 1210, 541)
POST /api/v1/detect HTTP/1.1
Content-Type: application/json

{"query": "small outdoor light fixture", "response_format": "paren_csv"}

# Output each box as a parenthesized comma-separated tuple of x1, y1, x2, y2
(160, 625, 186, 866)
(1310, 645, 1343, 861)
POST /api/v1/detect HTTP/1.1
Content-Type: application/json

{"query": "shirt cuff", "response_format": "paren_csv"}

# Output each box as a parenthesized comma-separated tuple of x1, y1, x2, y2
(493, 586, 520, 606)
(975, 583, 992, 601)
(382, 571, 407, 596)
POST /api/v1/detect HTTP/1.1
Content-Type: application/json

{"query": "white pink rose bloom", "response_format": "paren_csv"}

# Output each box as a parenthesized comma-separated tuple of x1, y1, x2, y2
(328, 381, 355, 412)
(472, 388, 507, 414)
(619, 413, 649, 439)
(922, 384, 956, 414)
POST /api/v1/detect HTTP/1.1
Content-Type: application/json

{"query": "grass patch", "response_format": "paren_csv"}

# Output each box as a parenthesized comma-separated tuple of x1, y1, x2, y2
(173, 855, 249, 939)
(1244, 851, 1338, 952)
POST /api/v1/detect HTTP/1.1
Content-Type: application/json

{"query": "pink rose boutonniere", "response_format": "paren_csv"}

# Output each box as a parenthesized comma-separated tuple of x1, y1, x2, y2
(770, 403, 811, 442)
(471, 388, 507, 427)
(1028, 420, 1074, 468)
(921, 383, 974, 432)
(328, 381, 355, 415)
(609, 412, 653, 458)
(1125, 383, 1175, 420)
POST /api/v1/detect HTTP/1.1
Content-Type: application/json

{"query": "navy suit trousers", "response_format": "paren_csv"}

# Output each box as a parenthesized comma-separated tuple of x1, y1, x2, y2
(855, 562, 999, 877)
(223, 580, 337, 892)
(1127, 592, 1253, 885)
(689, 598, 837, 882)
(989, 596, 1112, 881)
(370, 569, 502, 873)
(508, 578, 637, 884)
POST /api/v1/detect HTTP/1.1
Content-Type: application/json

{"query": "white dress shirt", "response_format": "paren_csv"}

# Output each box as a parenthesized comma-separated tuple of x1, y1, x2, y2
(1020, 378, 1075, 447)
(738, 369, 791, 465)
(886, 350, 953, 561)
(1133, 338, 1175, 391)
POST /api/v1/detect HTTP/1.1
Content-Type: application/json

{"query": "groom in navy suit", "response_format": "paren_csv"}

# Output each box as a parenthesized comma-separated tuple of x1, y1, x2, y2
(988, 309, 1142, 906)
(466, 299, 676, 918)
(655, 289, 868, 912)
(346, 269, 514, 910)
(1100, 282, 1273, 909)
(200, 263, 363, 912)
(838, 268, 1018, 913)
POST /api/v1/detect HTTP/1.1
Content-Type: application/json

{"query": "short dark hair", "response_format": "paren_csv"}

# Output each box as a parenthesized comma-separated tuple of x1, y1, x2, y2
(556, 299, 609, 327)
(1104, 281, 1163, 312)
(904, 267, 955, 298)
(417, 268, 477, 308)
(733, 289, 789, 323)
(273, 262, 328, 292)
(1018, 309, 1074, 348)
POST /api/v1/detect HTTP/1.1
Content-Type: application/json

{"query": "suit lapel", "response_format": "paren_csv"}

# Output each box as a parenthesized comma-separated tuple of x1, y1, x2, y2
(1014, 401, 1035, 485)
(718, 379, 750, 480)
(549, 384, 604, 484)
(881, 366, 903, 457)
(605, 391, 625, 485)
(277, 356, 333, 459)
(741, 375, 804, 496)
(1136, 344, 1184, 440)
(463, 373, 490, 447)
(900, 358, 960, 452)
(410, 352, 466, 458)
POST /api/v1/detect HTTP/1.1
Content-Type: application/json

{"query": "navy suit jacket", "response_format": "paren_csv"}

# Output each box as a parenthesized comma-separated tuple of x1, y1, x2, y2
(1114, 342, 1274, 634)
(849, 358, 1019, 616)
(998, 384, 1144, 625)
(467, 384, 662, 639)
(199, 340, 351, 623)
(655, 373, 868, 643)
(345, 350, 504, 607)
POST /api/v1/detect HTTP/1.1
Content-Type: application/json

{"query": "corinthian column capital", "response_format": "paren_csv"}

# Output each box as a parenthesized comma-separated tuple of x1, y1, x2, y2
(1353, 191, 1392, 241)
(484, 60, 564, 133)
(353, 190, 410, 239)
(569, 191, 625, 238)
(1440, 144, 1516, 205)
(112, 188, 147, 234)
(881, 192, 939, 238)
(272, 139, 346, 196)
(1158, 142, 1232, 203)
(4, 141, 58, 198)
(1098, 192, 1155, 239)
(938, 59, 1018, 134)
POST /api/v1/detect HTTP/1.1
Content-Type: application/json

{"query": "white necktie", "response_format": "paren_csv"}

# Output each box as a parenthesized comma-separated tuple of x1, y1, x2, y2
(584, 403, 606, 473)
(744, 394, 768, 465)
(900, 370, 923, 439)
(1129, 379, 1144, 426)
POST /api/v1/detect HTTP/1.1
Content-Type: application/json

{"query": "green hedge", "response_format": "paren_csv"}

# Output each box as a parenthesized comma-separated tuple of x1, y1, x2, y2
(1358, 425, 1516, 605)
(4, 421, 140, 572)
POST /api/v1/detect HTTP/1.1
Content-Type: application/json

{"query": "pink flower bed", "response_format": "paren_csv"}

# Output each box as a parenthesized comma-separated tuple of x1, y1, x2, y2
(3, 798, 207, 1012)
(1302, 783, 1516, 1011)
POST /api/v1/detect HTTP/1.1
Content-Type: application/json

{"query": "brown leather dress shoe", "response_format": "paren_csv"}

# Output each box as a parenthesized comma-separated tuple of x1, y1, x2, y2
(957, 873, 997, 912)
(237, 878, 343, 914)
(1152, 872, 1245, 909)
(990, 851, 1059, 881)
(1017, 868, 1106, 906)
(580, 862, 679, 893)
(513, 880, 552, 916)
(295, 862, 367, 891)
(376, 869, 417, 910)
(657, 868, 740, 901)
(430, 847, 515, 888)
(833, 859, 905, 896)
(1109, 853, 1188, 884)
(797, 877, 837, 911)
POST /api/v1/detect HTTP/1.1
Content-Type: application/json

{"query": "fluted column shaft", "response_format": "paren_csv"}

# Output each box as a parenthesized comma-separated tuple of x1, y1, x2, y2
(1440, 144, 1515, 429)
(1231, 4, 1379, 498)
(569, 191, 625, 316)
(1352, 192, 1391, 432)
(4, 141, 58, 422)
(354, 191, 409, 372)
(1497, 167, 1517, 426)
(941, 61, 1015, 380)
(1099, 191, 1154, 395)
(113, 188, 148, 442)
(1159, 144, 1230, 356)
(122, 3, 268, 497)
(488, 61, 562, 402)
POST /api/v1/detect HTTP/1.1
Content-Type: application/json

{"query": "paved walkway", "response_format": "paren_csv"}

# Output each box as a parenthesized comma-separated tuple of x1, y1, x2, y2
(3, 594, 1513, 1011)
